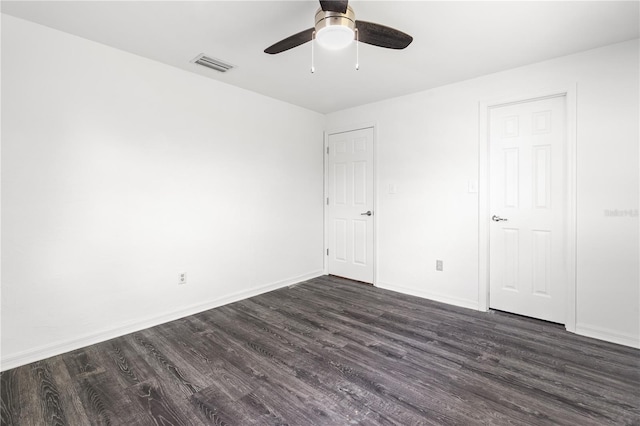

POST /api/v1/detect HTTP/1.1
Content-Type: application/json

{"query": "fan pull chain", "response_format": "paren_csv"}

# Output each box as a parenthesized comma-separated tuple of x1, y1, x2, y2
(311, 31, 316, 74)
(355, 28, 359, 70)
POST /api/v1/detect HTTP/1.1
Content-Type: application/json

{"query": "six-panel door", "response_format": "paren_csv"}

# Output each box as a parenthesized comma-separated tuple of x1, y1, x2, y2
(489, 96, 566, 323)
(328, 128, 374, 283)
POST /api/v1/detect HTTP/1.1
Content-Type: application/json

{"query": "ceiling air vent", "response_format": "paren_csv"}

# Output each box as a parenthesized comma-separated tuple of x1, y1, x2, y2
(191, 54, 235, 73)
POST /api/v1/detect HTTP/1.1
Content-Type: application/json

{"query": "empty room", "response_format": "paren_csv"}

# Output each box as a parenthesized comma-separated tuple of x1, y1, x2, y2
(1, 1, 639, 424)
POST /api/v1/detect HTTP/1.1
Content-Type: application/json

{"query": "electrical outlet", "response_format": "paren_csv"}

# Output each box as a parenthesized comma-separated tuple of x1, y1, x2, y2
(436, 260, 443, 271)
(178, 272, 187, 285)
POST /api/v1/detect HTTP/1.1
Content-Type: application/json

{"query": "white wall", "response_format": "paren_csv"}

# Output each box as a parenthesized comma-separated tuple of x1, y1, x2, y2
(327, 39, 639, 348)
(1, 15, 325, 369)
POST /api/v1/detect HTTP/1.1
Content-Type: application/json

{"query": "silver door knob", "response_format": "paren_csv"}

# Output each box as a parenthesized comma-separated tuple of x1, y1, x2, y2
(492, 215, 508, 222)
(361, 211, 372, 216)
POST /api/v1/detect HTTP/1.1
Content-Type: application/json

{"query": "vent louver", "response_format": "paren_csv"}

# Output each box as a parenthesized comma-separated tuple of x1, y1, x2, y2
(191, 54, 235, 73)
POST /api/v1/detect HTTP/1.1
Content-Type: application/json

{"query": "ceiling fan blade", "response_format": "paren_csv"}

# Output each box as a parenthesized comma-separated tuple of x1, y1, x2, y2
(264, 28, 315, 54)
(319, 0, 348, 13)
(355, 20, 413, 50)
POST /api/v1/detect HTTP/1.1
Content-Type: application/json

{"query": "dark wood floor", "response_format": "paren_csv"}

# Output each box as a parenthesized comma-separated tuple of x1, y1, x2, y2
(2, 275, 639, 425)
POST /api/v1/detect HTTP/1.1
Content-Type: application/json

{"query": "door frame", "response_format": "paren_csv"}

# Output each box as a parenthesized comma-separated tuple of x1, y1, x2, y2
(324, 123, 378, 285)
(478, 87, 577, 332)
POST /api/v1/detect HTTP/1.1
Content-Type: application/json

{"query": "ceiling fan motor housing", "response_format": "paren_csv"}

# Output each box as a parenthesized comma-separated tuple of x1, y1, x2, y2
(314, 6, 355, 33)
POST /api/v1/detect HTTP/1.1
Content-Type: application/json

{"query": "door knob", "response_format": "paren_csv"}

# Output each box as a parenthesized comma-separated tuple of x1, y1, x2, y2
(361, 211, 372, 216)
(492, 215, 508, 222)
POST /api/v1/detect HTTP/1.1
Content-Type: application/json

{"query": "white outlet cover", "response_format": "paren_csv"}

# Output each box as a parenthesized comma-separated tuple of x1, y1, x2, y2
(179, 272, 187, 284)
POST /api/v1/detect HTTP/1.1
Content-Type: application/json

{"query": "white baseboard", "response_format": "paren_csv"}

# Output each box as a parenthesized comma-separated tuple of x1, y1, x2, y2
(0, 270, 325, 371)
(376, 283, 640, 349)
(376, 281, 479, 311)
(575, 323, 640, 349)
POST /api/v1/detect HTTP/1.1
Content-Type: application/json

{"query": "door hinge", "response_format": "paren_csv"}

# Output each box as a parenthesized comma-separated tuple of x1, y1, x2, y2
(326, 147, 329, 154)
(327, 249, 329, 256)
(326, 197, 329, 205)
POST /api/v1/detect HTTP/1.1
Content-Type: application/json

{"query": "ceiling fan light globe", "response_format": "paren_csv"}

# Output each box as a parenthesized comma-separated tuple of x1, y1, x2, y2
(316, 26, 354, 50)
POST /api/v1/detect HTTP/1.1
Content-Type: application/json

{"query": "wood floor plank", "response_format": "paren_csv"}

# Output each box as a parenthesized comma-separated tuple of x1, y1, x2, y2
(43, 356, 93, 426)
(26, 360, 68, 426)
(62, 347, 106, 379)
(100, 337, 159, 391)
(0, 368, 23, 425)
(128, 379, 190, 426)
(189, 384, 243, 425)
(1, 365, 46, 426)
(2, 276, 639, 425)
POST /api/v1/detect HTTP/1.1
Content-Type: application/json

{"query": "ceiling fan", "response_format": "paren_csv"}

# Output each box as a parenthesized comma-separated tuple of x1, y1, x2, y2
(264, 0, 413, 54)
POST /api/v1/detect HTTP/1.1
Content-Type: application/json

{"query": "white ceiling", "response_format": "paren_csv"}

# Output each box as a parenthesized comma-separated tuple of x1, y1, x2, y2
(3, 1, 639, 113)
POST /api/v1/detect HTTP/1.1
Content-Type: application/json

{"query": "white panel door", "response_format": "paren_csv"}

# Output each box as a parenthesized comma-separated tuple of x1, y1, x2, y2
(328, 128, 374, 283)
(489, 96, 566, 323)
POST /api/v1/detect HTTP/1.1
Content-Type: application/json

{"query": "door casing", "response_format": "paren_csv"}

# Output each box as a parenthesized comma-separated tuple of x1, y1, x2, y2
(479, 88, 577, 332)
(324, 123, 377, 284)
